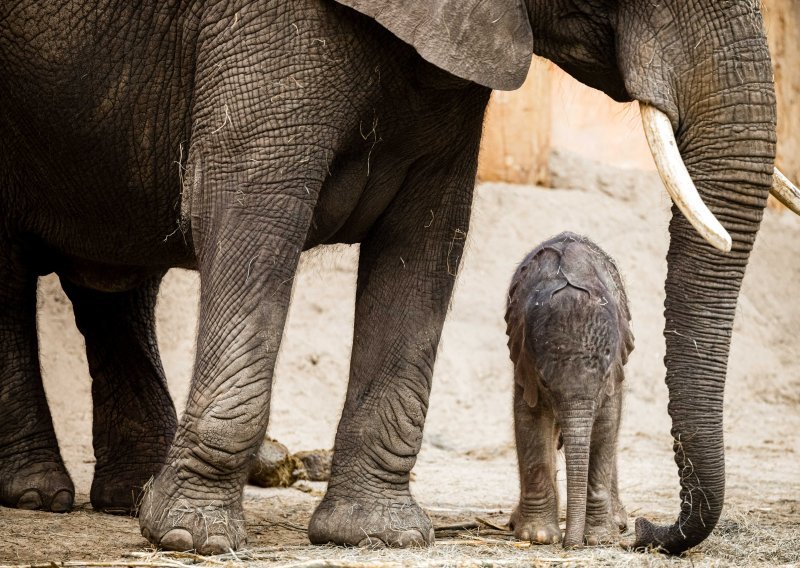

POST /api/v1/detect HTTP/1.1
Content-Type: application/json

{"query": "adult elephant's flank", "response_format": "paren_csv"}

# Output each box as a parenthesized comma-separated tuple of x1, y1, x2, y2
(0, 0, 795, 556)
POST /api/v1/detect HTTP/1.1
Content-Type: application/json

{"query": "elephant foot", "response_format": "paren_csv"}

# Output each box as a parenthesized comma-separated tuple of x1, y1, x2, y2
(509, 507, 561, 545)
(584, 496, 626, 546)
(0, 458, 74, 512)
(309, 492, 434, 548)
(138, 467, 246, 554)
(584, 519, 621, 546)
(91, 463, 164, 515)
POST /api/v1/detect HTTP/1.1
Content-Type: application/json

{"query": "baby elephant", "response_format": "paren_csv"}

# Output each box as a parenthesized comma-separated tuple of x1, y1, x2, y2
(505, 232, 633, 548)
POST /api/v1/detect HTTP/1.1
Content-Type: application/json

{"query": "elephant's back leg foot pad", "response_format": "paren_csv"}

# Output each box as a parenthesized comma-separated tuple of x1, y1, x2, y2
(308, 494, 434, 548)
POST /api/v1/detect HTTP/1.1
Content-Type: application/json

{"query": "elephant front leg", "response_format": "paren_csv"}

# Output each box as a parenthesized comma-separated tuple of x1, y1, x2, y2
(60, 274, 176, 515)
(308, 168, 474, 548)
(510, 385, 561, 545)
(139, 188, 315, 554)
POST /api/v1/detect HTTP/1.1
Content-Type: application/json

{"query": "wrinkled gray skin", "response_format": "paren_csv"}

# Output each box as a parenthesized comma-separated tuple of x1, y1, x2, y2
(506, 233, 633, 548)
(0, 0, 777, 555)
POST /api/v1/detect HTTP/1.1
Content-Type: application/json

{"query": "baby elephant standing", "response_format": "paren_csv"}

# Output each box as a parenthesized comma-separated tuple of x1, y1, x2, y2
(505, 233, 633, 548)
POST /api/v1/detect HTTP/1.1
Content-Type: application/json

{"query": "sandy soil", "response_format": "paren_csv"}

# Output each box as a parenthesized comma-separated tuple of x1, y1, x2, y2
(1, 154, 798, 566)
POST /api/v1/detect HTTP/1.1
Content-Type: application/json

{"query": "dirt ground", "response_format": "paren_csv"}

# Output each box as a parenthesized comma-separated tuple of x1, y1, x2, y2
(1, 153, 798, 567)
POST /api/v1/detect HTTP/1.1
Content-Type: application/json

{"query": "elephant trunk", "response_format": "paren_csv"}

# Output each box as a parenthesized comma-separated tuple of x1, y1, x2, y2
(559, 402, 595, 548)
(626, 6, 777, 554)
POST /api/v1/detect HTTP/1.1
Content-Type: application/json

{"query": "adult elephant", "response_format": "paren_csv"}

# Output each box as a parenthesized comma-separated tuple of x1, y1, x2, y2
(0, 0, 797, 556)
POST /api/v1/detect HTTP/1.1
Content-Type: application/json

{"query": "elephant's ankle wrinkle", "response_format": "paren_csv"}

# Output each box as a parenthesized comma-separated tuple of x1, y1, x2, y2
(168, 439, 254, 482)
(325, 476, 411, 503)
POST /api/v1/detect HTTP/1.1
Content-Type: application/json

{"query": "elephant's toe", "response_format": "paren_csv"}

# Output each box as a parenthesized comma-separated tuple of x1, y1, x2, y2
(157, 528, 231, 555)
(16, 489, 42, 510)
(159, 529, 194, 552)
(514, 523, 562, 545)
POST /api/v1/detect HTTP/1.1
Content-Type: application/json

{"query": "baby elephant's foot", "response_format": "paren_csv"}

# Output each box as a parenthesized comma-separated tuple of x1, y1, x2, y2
(0, 458, 74, 512)
(138, 467, 246, 555)
(309, 492, 434, 548)
(584, 492, 626, 546)
(510, 507, 561, 545)
(584, 519, 621, 546)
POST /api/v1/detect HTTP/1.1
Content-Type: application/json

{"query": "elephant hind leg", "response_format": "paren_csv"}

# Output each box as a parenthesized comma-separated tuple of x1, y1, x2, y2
(60, 273, 177, 515)
(0, 248, 73, 512)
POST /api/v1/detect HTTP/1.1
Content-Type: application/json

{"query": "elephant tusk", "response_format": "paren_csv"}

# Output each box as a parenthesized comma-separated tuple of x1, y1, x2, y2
(771, 168, 800, 216)
(640, 104, 732, 253)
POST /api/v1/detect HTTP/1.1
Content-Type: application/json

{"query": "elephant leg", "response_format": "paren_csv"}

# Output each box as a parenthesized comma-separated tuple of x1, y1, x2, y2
(60, 274, 176, 515)
(509, 385, 561, 545)
(0, 248, 74, 512)
(584, 394, 625, 545)
(609, 395, 627, 533)
(308, 163, 475, 548)
(138, 177, 319, 554)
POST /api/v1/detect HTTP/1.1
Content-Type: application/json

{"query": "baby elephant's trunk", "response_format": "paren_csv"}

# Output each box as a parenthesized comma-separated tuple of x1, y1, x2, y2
(559, 401, 595, 548)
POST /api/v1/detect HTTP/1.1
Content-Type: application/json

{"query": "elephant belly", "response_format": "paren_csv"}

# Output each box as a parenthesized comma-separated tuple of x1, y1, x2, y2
(307, 151, 414, 248)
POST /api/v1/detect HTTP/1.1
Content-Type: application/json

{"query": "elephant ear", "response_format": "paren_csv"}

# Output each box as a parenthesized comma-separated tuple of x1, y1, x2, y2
(334, 0, 534, 90)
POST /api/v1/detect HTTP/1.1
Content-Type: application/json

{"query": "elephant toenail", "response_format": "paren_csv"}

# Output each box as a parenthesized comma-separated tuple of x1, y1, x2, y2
(160, 529, 194, 552)
(50, 490, 74, 513)
(200, 535, 231, 556)
(17, 490, 42, 510)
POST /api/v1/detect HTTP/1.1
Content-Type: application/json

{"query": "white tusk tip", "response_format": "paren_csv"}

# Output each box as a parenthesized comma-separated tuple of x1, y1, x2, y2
(772, 168, 800, 216)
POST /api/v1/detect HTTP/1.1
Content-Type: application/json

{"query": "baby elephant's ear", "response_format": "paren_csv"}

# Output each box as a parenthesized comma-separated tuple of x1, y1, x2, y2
(334, 0, 534, 90)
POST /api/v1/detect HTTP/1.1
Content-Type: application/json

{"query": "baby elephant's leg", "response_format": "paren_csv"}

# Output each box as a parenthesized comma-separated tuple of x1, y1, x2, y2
(511, 384, 561, 544)
(585, 396, 626, 545)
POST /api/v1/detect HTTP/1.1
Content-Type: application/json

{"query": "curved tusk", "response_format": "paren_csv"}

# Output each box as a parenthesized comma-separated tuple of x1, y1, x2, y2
(640, 104, 732, 253)
(772, 168, 800, 216)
